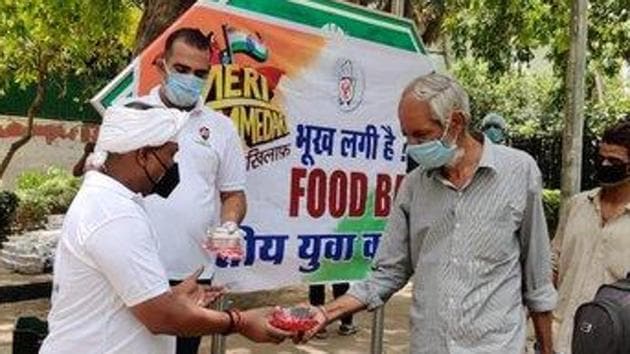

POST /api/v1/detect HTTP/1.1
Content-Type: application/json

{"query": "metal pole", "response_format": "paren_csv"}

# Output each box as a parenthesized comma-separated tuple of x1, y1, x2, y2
(210, 298, 229, 354)
(370, 306, 386, 354)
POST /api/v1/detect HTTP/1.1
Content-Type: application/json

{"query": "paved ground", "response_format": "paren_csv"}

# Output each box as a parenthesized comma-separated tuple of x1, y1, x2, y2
(0, 276, 412, 354)
(0, 270, 536, 354)
(203, 284, 413, 354)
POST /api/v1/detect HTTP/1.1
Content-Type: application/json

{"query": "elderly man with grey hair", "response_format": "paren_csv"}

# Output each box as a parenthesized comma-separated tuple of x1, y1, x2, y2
(298, 72, 557, 353)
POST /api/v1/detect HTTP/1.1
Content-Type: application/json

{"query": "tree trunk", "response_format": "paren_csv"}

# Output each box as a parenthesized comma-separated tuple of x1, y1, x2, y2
(560, 0, 588, 212)
(440, 34, 451, 70)
(345, 0, 391, 11)
(133, 0, 197, 56)
(0, 60, 48, 180)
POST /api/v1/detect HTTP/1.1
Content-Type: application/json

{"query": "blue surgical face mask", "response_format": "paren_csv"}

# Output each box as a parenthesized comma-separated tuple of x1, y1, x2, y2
(163, 66, 205, 108)
(484, 127, 505, 144)
(406, 124, 458, 169)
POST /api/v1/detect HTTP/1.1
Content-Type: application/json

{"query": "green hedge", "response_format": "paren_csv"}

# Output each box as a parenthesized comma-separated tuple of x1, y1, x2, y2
(542, 189, 561, 237)
(14, 167, 80, 231)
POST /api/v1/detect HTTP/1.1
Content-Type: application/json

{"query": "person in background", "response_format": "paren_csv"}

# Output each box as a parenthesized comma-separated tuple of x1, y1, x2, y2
(136, 27, 247, 354)
(41, 104, 290, 354)
(481, 112, 508, 144)
(72, 142, 96, 177)
(552, 120, 630, 353)
(296, 73, 557, 354)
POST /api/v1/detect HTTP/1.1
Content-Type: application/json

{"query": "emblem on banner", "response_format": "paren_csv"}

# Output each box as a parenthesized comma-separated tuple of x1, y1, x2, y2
(335, 59, 364, 113)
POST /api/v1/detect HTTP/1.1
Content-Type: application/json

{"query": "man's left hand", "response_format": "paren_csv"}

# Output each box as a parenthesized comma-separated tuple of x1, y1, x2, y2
(171, 267, 227, 308)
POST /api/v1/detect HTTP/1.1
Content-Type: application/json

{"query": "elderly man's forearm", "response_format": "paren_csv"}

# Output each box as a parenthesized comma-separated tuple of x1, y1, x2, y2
(321, 294, 367, 322)
(531, 311, 553, 354)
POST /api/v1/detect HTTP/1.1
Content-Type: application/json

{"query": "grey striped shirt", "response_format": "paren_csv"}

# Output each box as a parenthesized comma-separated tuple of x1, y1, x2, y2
(349, 140, 557, 353)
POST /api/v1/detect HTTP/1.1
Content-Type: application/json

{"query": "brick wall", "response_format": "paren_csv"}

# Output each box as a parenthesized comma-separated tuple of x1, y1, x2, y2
(0, 116, 98, 189)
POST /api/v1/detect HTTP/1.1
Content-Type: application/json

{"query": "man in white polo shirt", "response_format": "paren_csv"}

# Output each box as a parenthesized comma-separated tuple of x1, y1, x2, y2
(136, 28, 247, 354)
(41, 104, 289, 354)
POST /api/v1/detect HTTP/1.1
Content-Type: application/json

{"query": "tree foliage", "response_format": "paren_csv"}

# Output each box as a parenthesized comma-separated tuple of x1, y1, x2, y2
(344, 0, 628, 79)
(132, 0, 195, 55)
(0, 0, 135, 178)
(444, 0, 630, 77)
(0, 0, 132, 91)
(454, 58, 563, 136)
(454, 58, 630, 137)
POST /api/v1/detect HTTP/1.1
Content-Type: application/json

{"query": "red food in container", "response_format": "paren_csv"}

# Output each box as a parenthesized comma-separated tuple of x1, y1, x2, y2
(269, 307, 319, 332)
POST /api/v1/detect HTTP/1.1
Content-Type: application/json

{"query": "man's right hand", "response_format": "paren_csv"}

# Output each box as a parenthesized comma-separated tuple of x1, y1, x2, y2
(296, 304, 329, 343)
(294, 295, 366, 344)
(238, 307, 295, 344)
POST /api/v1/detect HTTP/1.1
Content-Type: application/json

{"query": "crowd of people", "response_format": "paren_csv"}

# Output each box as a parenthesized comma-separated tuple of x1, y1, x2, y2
(40, 28, 630, 354)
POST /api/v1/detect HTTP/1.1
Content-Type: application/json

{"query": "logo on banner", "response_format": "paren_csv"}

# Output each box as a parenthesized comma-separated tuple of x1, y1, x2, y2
(335, 59, 364, 113)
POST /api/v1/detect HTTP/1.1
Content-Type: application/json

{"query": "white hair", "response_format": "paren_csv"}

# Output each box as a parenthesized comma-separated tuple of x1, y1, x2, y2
(404, 72, 471, 127)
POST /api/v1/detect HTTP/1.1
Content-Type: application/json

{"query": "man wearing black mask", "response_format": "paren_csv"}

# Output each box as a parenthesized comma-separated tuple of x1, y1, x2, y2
(552, 119, 630, 353)
(42, 105, 290, 354)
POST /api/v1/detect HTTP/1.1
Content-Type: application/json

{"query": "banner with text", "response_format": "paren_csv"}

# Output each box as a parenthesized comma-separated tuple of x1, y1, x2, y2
(92, 0, 433, 291)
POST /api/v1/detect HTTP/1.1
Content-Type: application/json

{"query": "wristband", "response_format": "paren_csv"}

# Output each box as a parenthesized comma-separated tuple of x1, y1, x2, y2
(223, 309, 243, 335)
(222, 310, 235, 335)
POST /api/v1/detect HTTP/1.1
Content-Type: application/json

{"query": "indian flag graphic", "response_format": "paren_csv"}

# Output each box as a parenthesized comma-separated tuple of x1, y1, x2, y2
(226, 26, 269, 62)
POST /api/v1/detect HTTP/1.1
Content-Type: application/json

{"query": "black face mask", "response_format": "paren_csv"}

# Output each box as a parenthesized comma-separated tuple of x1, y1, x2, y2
(153, 163, 180, 198)
(597, 162, 630, 186)
(144, 152, 180, 198)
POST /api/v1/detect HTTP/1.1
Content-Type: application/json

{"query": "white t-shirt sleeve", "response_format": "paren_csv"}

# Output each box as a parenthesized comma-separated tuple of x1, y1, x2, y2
(217, 121, 246, 192)
(83, 216, 170, 307)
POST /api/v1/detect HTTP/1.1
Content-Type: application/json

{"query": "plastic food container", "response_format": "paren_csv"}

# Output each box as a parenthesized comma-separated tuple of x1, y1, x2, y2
(269, 306, 319, 332)
(203, 227, 244, 261)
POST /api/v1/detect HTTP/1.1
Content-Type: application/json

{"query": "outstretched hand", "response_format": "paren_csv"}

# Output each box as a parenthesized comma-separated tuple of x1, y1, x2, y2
(293, 304, 329, 344)
(172, 267, 227, 308)
(239, 307, 296, 344)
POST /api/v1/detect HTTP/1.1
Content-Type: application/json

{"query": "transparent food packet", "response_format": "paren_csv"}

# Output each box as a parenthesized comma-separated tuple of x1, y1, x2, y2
(269, 306, 319, 332)
(202, 226, 244, 261)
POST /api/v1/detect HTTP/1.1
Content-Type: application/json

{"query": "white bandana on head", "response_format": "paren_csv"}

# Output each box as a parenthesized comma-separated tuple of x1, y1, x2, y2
(87, 104, 188, 168)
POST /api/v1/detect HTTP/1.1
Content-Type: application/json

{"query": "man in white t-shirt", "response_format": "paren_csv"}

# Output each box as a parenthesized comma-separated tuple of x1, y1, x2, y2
(135, 27, 247, 354)
(40, 104, 290, 354)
